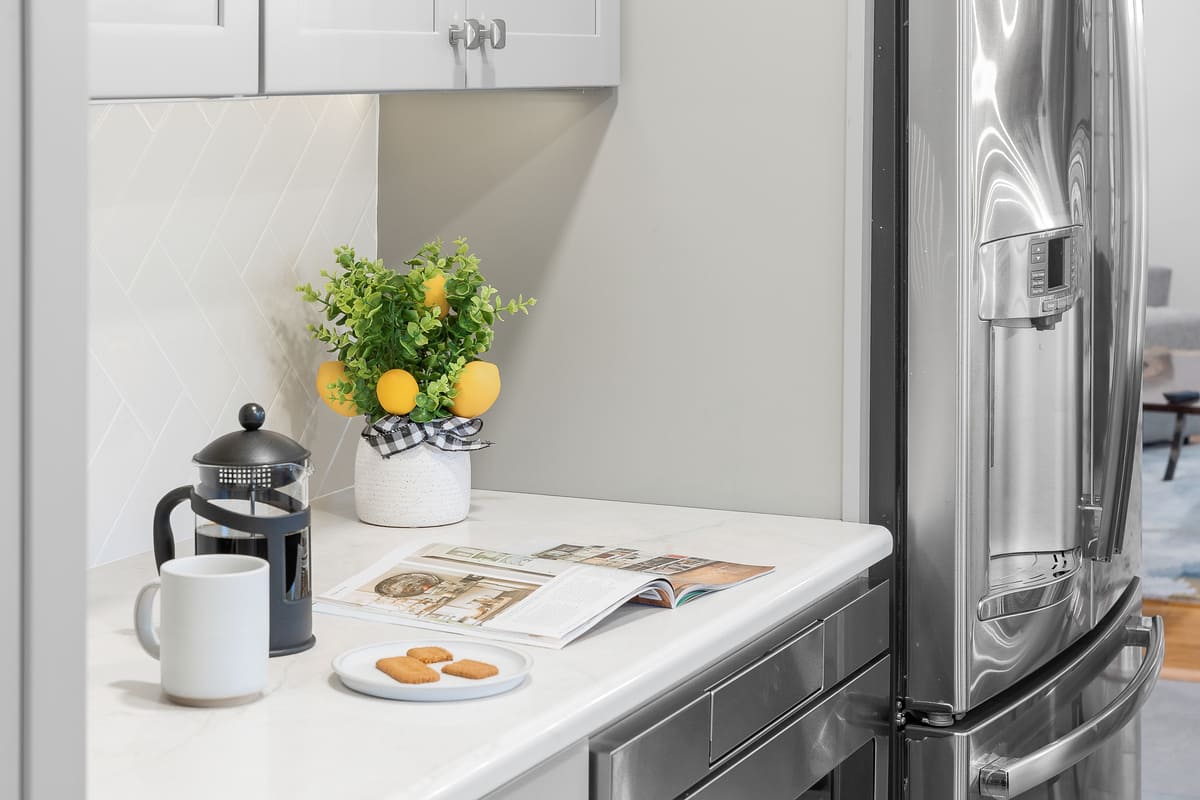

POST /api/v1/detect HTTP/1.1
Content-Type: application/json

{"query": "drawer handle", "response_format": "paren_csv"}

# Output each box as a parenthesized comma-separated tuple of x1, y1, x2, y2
(976, 614, 1163, 798)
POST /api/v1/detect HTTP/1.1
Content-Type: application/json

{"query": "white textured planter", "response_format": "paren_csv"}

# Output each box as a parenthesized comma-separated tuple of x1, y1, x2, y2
(354, 438, 471, 527)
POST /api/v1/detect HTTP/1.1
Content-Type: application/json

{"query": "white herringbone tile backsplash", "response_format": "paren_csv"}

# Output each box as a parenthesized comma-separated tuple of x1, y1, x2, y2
(88, 95, 379, 567)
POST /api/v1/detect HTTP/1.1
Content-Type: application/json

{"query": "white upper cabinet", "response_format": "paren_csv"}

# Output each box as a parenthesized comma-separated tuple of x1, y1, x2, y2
(263, 0, 466, 93)
(465, 0, 619, 89)
(89, 0, 619, 99)
(89, 0, 259, 99)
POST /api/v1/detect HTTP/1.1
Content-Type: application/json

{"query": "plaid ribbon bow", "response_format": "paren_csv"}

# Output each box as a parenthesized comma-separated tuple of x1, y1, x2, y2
(363, 415, 493, 459)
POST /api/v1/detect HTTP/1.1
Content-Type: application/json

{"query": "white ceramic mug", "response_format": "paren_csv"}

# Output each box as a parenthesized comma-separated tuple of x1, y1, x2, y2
(134, 554, 269, 707)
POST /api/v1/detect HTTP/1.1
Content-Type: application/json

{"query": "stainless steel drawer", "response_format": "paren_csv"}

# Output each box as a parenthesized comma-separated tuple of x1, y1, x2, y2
(686, 657, 891, 800)
(591, 695, 711, 800)
(590, 574, 891, 800)
(709, 577, 889, 762)
(709, 624, 824, 761)
(823, 580, 889, 686)
(906, 582, 1163, 800)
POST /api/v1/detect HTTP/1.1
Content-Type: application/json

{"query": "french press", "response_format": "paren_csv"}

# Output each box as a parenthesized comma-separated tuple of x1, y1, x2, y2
(153, 403, 316, 656)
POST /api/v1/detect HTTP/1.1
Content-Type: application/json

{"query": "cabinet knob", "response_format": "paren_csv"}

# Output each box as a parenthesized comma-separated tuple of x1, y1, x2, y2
(480, 18, 507, 50)
(449, 19, 483, 50)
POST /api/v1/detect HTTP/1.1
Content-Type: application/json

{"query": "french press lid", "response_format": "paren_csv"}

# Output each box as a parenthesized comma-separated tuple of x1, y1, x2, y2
(194, 402, 311, 467)
(187, 403, 312, 537)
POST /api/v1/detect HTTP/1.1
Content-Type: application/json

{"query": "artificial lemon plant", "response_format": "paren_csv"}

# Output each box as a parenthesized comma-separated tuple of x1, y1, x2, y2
(297, 238, 535, 423)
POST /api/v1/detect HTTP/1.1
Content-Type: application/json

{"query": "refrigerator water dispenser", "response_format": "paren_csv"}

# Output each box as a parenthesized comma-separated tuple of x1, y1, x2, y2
(978, 226, 1083, 329)
(978, 227, 1087, 621)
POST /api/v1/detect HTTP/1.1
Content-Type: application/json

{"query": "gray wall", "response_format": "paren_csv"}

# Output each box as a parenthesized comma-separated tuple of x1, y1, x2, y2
(1145, 0, 1200, 310)
(379, 0, 849, 518)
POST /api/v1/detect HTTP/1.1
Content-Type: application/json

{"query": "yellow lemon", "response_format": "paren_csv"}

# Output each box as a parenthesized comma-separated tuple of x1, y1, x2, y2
(423, 271, 451, 319)
(450, 361, 501, 418)
(376, 369, 420, 416)
(315, 360, 360, 417)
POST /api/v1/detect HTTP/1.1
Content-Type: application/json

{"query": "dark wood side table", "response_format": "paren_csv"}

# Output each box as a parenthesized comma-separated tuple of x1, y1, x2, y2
(1142, 348, 1200, 480)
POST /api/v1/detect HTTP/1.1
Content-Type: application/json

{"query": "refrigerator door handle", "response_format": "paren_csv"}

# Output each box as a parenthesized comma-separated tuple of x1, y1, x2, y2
(1093, 0, 1148, 562)
(976, 614, 1164, 799)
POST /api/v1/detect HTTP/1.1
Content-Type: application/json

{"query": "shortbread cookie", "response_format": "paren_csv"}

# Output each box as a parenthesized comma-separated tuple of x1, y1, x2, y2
(442, 659, 500, 680)
(406, 646, 454, 664)
(376, 656, 440, 684)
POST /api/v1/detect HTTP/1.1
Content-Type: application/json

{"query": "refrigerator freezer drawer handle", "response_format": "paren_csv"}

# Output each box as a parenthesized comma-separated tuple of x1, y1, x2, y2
(976, 615, 1164, 799)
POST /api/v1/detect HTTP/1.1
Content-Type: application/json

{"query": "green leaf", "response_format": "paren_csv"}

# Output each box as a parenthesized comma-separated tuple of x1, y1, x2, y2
(296, 236, 533, 422)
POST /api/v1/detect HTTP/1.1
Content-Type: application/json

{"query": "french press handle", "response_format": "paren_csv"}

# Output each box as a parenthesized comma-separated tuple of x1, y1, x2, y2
(153, 485, 192, 573)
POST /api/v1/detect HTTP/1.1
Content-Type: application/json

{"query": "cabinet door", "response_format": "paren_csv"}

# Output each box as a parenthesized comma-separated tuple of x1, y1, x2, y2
(264, 0, 466, 93)
(466, 0, 618, 89)
(89, 0, 259, 99)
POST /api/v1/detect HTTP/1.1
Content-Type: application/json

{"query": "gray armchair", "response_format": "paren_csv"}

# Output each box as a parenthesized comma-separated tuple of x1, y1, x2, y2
(1144, 265, 1200, 443)
(1145, 266, 1200, 350)
(1147, 264, 1171, 308)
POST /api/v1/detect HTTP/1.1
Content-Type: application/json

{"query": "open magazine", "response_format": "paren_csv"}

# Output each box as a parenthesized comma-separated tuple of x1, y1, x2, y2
(316, 542, 774, 648)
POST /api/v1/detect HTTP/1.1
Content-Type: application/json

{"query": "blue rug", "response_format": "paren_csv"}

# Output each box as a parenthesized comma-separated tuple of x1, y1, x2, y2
(1143, 444, 1200, 600)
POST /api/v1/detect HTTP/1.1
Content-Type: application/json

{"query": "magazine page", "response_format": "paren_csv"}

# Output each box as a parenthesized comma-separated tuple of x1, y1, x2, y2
(484, 564, 665, 639)
(413, 543, 680, 608)
(530, 543, 774, 605)
(316, 543, 656, 647)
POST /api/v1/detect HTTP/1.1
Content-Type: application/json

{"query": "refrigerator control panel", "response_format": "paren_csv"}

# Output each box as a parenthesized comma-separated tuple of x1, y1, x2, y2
(977, 226, 1083, 324)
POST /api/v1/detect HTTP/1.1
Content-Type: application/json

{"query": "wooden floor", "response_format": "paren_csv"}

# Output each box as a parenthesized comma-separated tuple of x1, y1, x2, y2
(1144, 598, 1200, 682)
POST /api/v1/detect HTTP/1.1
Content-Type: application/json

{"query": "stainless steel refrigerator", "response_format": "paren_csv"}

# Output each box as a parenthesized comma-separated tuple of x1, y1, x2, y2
(897, 0, 1164, 796)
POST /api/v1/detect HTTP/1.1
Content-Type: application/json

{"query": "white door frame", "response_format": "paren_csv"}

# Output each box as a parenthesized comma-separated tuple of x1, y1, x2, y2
(2, 0, 22, 793)
(842, 0, 874, 524)
(18, 0, 88, 796)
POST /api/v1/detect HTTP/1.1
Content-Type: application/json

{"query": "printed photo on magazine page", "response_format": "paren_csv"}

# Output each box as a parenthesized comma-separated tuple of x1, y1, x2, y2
(349, 568, 540, 627)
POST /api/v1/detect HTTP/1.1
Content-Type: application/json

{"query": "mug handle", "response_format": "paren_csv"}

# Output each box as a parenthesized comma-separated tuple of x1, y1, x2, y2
(134, 580, 161, 660)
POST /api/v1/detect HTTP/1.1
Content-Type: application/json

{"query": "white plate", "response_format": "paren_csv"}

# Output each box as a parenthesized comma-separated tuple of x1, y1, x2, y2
(332, 640, 532, 701)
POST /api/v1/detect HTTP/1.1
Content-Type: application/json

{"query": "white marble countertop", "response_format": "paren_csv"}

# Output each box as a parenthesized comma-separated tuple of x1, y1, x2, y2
(88, 489, 891, 800)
